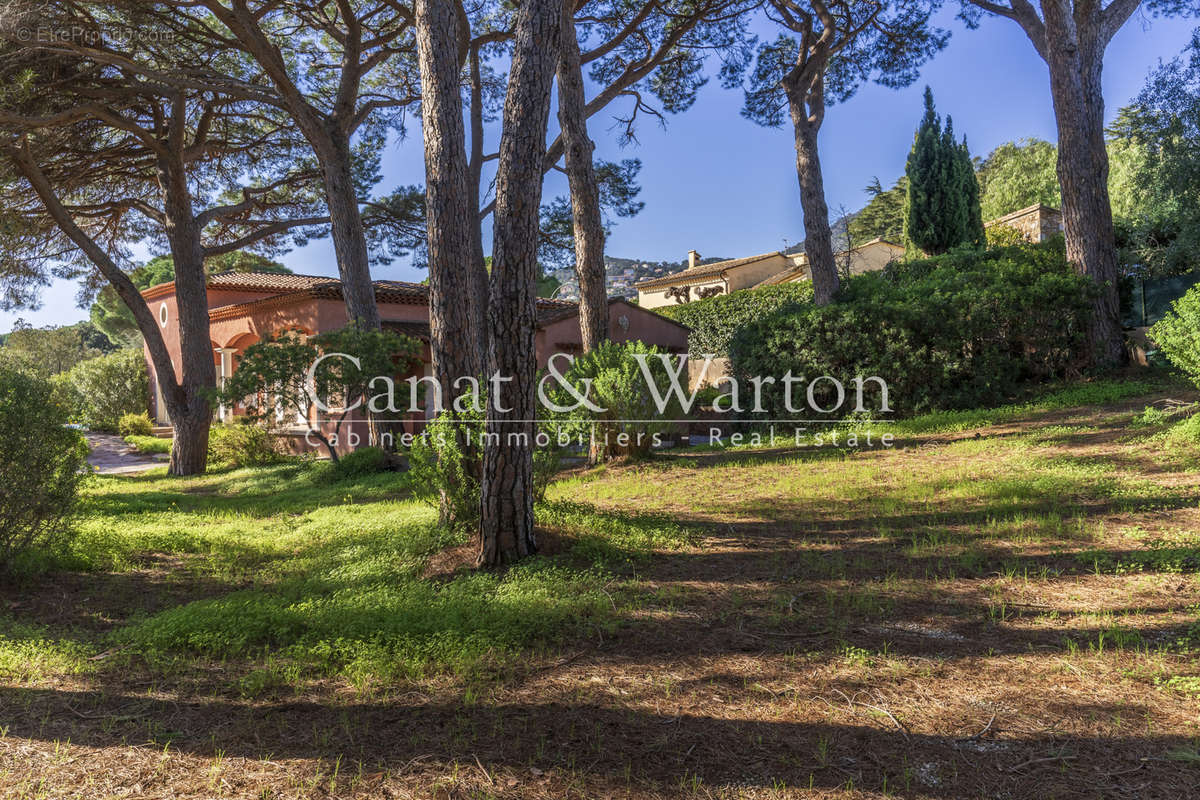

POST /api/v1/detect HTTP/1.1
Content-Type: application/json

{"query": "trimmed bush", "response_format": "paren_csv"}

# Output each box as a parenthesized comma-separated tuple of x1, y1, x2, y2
(729, 242, 1094, 417)
(1150, 284, 1200, 388)
(60, 349, 148, 432)
(658, 282, 814, 357)
(0, 366, 89, 572)
(207, 422, 285, 469)
(118, 412, 153, 437)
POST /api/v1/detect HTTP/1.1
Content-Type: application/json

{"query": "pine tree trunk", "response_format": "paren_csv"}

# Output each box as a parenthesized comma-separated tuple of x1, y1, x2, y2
(789, 94, 838, 306)
(557, 7, 608, 351)
(416, 0, 486, 526)
(160, 150, 216, 477)
(479, 0, 562, 566)
(467, 49, 491, 371)
(417, 0, 481, 387)
(320, 132, 381, 331)
(1041, 8, 1127, 367)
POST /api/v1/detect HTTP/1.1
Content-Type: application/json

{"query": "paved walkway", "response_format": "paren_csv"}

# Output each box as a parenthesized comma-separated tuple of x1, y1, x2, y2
(85, 433, 169, 475)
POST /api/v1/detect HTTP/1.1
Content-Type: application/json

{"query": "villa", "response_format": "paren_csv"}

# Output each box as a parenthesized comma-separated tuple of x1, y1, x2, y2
(141, 272, 689, 449)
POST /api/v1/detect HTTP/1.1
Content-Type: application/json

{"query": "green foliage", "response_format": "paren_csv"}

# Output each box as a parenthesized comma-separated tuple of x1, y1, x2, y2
(327, 446, 390, 481)
(658, 282, 814, 357)
(730, 242, 1095, 417)
(117, 412, 153, 437)
(545, 341, 685, 462)
(0, 321, 114, 375)
(207, 422, 286, 469)
(124, 434, 170, 455)
(904, 88, 984, 255)
(58, 349, 148, 432)
(409, 405, 483, 530)
(0, 366, 88, 572)
(977, 138, 1061, 221)
(849, 177, 907, 244)
(1149, 284, 1200, 387)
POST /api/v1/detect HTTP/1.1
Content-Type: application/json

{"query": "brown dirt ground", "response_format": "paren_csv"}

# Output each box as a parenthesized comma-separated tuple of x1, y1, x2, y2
(3, 392, 1200, 799)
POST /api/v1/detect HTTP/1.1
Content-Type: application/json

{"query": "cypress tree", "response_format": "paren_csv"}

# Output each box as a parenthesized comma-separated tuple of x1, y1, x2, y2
(904, 88, 984, 255)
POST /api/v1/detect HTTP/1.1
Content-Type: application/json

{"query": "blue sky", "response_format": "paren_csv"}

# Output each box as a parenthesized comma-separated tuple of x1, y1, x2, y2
(3, 10, 1195, 332)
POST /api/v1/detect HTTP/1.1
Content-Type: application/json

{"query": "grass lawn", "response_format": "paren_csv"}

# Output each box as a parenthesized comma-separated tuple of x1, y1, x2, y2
(2, 376, 1200, 798)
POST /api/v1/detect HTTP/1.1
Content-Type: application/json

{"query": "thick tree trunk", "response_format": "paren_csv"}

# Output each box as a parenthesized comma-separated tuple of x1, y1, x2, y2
(416, 0, 481, 389)
(557, 7, 608, 351)
(479, 0, 562, 566)
(159, 143, 217, 477)
(320, 132, 381, 331)
(789, 94, 838, 306)
(1041, 14, 1127, 367)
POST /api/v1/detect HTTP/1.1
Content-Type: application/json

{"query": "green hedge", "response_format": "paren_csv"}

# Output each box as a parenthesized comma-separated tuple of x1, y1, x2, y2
(729, 243, 1094, 417)
(658, 282, 814, 357)
(1149, 284, 1200, 388)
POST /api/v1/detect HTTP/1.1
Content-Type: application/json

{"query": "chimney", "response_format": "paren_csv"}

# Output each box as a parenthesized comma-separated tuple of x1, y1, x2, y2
(687, 249, 700, 270)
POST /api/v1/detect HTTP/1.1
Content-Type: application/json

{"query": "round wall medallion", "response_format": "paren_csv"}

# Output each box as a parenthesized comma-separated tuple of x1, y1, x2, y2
(159, 303, 169, 327)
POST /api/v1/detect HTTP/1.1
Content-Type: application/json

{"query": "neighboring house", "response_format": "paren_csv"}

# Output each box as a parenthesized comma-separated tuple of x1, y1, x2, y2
(756, 238, 906, 286)
(984, 203, 1064, 243)
(635, 250, 799, 309)
(141, 271, 689, 451)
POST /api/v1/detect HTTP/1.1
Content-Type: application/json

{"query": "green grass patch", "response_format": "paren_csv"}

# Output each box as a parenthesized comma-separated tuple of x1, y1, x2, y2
(123, 434, 170, 454)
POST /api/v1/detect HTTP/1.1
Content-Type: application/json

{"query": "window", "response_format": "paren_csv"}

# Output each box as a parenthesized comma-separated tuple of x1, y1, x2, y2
(159, 303, 169, 327)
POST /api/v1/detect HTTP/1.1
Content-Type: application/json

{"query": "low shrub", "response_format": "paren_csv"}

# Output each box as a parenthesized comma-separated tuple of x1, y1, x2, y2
(730, 242, 1094, 417)
(409, 396, 560, 530)
(1149, 284, 1200, 388)
(207, 422, 285, 469)
(118, 412, 153, 437)
(543, 340, 685, 462)
(0, 366, 89, 572)
(58, 349, 148, 432)
(328, 446, 390, 481)
(659, 282, 814, 357)
(124, 434, 170, 454)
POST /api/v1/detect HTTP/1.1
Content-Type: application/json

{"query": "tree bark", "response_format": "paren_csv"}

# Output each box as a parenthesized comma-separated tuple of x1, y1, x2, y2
(479, 0, 562, 566)
(788, 87, 838, 306)
(320, 131, 381, 330)
(1040, 7, 1126, 366)
(416, 0, 482, 389)
(415, 0, 487, 525)
(557, 5, 608, 351)
(467, 47, 490, 368)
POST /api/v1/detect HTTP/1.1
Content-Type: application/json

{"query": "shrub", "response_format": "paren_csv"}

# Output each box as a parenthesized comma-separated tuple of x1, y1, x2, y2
(118, 412, 153, 437)
(124, 434, 170, 454)
(0, 366, 89, 572)
(1150, 284, 1200, 388)
(544, 340, 685, 462)
(658, 282, 814, 357)
(409, 395, 560, 529)
(730, 242, 1095, 417)
(207, 422, 285, 469)
(409, 408, 482, 529)
(60, 349, 148, 431)
(328, 446, 389, 481)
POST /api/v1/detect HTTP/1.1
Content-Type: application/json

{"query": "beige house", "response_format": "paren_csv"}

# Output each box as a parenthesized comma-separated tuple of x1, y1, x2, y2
(634, 250, 799, 309)
(756, 238, 906, 286)
(984, 203, 1064, 243)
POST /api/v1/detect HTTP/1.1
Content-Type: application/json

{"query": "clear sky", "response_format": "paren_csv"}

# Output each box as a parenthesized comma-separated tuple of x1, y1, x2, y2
(3, 10, 1196, 332)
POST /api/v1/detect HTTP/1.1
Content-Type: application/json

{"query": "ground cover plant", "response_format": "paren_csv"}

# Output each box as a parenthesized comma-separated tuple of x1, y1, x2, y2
(1, 377, 1199, 798)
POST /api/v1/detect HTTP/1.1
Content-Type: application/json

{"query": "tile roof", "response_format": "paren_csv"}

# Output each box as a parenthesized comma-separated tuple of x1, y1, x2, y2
(633, 252, 785, 290)
(206, 272, 341, 292)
